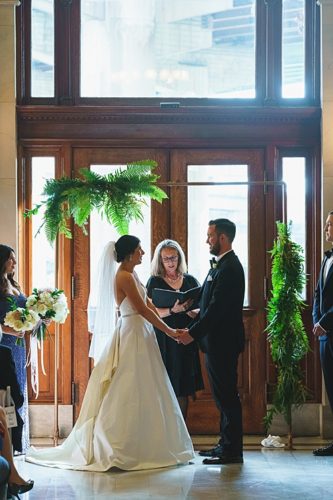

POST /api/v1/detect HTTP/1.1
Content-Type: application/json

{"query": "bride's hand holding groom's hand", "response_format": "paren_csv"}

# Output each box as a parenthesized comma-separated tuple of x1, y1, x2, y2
(175, 328, 194, 345)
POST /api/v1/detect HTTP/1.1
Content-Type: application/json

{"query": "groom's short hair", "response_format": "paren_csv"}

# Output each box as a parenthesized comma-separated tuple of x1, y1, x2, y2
(209, 218, 236, 243)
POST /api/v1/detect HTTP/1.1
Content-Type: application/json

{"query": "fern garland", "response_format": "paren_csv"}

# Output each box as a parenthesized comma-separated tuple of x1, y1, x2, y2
(25, 160, 167, 243)
(264, 221, 309, 434)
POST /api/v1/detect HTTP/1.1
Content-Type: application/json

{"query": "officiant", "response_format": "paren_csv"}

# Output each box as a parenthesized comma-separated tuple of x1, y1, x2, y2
(146, 239, 203, 418)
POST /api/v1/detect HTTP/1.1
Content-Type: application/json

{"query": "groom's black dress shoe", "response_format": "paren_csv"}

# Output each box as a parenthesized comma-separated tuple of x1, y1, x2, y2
(199, 445, 224, 457)
(202, 455, 243, 465)
(313, 443, 333, 456)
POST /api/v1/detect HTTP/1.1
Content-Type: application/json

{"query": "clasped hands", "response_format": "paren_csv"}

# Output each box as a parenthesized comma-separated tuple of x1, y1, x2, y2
(313, 322, 327, 337)
(170, 328, 194, 345)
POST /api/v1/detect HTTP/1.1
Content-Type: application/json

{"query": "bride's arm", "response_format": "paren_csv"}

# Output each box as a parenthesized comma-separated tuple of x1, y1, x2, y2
(119, 273, 178, 339)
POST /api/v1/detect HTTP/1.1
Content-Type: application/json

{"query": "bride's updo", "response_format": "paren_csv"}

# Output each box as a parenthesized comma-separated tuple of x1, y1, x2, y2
(115, 235, 140, 263)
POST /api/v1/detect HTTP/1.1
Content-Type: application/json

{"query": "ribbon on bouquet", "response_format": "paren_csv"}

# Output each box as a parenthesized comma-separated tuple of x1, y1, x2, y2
(25, 319, 47, 399)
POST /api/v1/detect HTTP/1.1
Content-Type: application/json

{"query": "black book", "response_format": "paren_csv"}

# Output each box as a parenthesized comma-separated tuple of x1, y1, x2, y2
(152, 286, 201, 310)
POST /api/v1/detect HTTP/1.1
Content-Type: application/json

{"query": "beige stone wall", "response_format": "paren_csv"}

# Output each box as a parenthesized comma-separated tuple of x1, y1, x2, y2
(0, 0, 20, 251)
(321, 0, 333, 226)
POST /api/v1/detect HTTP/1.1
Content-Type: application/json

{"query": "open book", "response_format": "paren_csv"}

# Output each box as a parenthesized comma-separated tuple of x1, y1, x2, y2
(152, 286, 201, 310)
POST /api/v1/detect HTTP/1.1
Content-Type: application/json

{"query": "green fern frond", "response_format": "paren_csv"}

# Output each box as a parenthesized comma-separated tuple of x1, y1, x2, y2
(264, 221, 309, 436)
(26, 160, 166, 243)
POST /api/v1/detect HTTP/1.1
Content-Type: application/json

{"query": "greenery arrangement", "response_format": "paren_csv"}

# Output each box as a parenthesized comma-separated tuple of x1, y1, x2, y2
(25, 160, 167, 243)
(265, 221, 309, 449)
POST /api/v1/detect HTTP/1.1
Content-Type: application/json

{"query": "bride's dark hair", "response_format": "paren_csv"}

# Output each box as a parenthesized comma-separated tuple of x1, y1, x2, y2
(115, 235, 140, 263)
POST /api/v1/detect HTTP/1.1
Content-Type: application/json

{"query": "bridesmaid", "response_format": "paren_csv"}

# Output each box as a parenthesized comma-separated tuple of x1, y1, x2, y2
(0, 244, 30, 453)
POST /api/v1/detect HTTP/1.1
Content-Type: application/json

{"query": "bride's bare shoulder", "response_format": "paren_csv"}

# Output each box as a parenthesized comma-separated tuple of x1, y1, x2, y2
(116, 269, 135, 285)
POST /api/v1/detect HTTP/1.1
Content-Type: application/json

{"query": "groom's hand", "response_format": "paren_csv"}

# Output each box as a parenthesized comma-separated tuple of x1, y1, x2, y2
(177, 328, 194, 345)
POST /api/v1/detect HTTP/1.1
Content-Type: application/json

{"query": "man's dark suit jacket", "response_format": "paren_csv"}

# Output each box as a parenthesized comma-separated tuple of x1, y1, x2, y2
(189, 250, 245, 353)
(313, 253, 333, 338)
(0, 345, 24, 452)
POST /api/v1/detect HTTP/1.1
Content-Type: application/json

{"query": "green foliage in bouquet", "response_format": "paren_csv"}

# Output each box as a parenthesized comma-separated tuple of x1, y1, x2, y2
(265, 221, 309, 447)
(25, 160, 167, 243)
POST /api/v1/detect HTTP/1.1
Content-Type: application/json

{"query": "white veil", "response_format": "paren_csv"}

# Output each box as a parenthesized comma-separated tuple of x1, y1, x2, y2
(87, 241, 117, 363)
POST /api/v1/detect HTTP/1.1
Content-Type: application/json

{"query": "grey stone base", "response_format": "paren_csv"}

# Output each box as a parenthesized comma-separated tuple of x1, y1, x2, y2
(267, 403, 320, 436)
(267, 403, 333, 438)
(29, 404, 73, 438)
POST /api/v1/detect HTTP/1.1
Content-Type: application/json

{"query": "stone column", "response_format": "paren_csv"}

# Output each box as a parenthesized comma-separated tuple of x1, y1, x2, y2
(0, 0, 20, 250)
(317, 0, 333, 438)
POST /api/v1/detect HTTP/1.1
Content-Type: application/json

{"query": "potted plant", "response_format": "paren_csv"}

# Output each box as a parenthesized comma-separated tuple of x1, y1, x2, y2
(265, 221, 309, 449)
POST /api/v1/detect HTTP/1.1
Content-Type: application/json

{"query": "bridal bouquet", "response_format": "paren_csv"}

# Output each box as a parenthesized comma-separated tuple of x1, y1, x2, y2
(25, 288, 69, 397)
(4, 301, 39, 346)
(26, 287, 69, 340)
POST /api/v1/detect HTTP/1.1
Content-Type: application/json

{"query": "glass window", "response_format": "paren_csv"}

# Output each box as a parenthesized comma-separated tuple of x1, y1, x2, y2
(282, 0, 305, 98)
(81, 0, 256, 98)
(187, 164, 249, 305)
(31, 0, 55, 97)
(89, 165, 151, 290)
(282, 157, 306, 297)
(31, 157, 56, 288)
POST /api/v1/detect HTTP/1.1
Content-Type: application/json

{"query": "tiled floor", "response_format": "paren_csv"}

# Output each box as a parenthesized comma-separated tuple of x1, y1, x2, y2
(14, 438, 333, 499)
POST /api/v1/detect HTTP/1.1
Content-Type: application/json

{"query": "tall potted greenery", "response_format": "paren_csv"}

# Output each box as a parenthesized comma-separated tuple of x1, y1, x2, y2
(265, 221, 309, 449)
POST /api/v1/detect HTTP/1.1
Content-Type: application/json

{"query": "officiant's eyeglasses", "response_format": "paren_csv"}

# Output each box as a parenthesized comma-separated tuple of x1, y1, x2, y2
(162, 255, 178, 263)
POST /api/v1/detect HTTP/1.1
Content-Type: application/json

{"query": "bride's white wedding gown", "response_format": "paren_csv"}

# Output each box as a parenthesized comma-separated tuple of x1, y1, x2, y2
(26, 283, 195, 471)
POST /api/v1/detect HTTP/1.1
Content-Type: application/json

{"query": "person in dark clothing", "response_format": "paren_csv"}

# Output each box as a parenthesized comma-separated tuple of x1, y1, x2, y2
(313, 210, 333, 456)
(147, 239, 203, 419)
(178, 219, 245, 464)
(0, 339, 24, 453)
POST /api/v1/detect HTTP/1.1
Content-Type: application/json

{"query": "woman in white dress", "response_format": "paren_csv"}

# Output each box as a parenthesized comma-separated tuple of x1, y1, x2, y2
(26, 235, 195, 471)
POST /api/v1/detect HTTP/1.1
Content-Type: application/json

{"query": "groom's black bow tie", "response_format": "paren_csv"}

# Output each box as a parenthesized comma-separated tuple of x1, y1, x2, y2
(210, 257, 217, 269)
(325, 249, 333, 258)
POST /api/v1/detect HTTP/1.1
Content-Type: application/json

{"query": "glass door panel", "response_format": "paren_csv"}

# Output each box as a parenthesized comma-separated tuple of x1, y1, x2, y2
(187, 164, 249, 304)
(31, 157, 56, 288)
(90, 164, 151, 293)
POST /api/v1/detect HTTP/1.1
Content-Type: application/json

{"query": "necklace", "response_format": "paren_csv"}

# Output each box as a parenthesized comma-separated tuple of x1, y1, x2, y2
(165, 273, 182, 283)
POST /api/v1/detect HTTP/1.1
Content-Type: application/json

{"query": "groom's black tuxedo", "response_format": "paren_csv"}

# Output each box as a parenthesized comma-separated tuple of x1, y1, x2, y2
(313, 252, 333, 411)
(189, 250, 245, 456)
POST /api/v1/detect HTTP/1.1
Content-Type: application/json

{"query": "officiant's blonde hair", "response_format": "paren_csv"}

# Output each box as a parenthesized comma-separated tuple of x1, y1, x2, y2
(151, 239, 187, 277)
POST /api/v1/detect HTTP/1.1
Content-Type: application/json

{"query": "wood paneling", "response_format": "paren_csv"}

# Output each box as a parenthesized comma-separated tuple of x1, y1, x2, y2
(17, 106, 321, 146)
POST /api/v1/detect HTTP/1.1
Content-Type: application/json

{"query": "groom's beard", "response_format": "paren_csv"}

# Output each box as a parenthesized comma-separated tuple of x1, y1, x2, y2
(210, 241, 221, 257)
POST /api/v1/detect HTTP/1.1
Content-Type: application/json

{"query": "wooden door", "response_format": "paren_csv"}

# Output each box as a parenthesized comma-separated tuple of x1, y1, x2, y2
(71, 147, 169, 419)
(169, 149, 266, 434)
(72, 147, 267, 433)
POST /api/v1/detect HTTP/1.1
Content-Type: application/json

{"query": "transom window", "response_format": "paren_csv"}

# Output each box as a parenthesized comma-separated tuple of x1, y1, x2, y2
(23, 0, 319, 105)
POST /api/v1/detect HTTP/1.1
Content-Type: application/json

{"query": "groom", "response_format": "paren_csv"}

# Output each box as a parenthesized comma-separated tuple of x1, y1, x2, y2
(178, 218, 245, 464)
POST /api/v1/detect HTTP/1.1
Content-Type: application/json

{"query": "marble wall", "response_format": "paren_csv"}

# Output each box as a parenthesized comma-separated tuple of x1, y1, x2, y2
(0, 1, 19, 251)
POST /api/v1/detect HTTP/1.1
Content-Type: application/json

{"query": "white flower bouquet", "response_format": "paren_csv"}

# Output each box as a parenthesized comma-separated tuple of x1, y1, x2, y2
(4, 303, 39, 345)
(26, 287, 69, 340)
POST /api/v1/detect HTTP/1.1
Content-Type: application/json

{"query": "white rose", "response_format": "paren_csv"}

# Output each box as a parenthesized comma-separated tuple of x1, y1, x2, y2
(26, 296, 37, 307)
(40, 291, 52, 303)
(36, 303, 49, 315)
(13, 320, 24, 331)
(54, 303, 69, 323)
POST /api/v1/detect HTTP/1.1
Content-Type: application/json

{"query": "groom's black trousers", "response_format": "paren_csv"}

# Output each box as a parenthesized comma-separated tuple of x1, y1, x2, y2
(205, 348, 243, 456)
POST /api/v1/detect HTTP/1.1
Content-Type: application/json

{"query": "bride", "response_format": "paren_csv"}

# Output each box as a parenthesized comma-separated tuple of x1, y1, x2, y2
(26, 235, 195, 471)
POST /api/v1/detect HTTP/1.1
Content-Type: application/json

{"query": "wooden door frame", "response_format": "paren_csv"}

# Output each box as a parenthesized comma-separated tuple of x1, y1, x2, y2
(169, 148, 267, 433)
(18, 144, 72, 405)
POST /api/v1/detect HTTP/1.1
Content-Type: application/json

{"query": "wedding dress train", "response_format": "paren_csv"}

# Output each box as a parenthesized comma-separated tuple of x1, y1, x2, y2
(26, 284, 195, 471)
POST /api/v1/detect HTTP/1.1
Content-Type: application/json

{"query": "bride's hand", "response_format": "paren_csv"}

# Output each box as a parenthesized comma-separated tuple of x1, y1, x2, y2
(166, 327, 180, 341)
